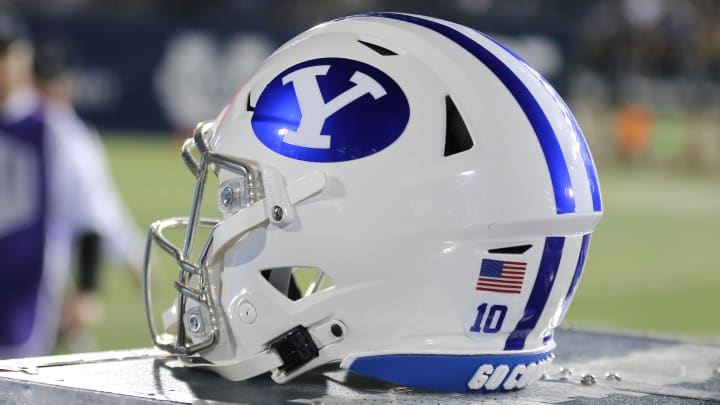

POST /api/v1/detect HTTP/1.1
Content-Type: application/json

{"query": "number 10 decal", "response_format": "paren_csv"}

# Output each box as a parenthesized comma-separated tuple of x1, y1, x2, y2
(469, 303, 507, 333)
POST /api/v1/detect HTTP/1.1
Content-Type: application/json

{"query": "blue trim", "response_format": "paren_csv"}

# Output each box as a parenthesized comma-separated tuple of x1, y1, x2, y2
(360, 12, 575, 214)
(348, 351, 553, 392)
(504, 237, 565, 350)
(477, 31, 530, 65)
(571, 118, 603, 211)
(477, 30, 602, 212)
(559, 234, 591, 319)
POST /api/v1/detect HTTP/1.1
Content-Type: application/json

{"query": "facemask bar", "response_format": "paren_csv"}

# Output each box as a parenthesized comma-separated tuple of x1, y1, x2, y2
(143, 120, 264, 356)
(143, 217, 218, 354)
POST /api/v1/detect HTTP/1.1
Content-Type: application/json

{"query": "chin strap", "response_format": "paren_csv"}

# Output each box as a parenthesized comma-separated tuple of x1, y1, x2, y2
(209, 169, 327, 264)
(270, 320, 347, 383)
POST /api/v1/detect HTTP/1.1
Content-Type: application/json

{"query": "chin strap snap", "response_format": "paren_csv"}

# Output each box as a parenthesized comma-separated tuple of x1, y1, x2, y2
(264, 168, 328, 227)
(268, 326, 319, 374)
(193, 319, 346, 382)
(270, 320, 346, 383)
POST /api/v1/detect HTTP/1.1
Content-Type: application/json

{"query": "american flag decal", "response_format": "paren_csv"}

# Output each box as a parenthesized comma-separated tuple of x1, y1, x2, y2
(476, 259, 527, 294)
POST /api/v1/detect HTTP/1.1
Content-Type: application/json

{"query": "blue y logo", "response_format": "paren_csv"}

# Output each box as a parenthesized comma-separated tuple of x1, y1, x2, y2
(281, 66, 387, 149)
(251, 58, 410, 162)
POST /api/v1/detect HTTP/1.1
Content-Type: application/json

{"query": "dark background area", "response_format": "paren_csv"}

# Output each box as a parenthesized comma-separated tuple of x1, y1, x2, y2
(8, 0, 720, 133)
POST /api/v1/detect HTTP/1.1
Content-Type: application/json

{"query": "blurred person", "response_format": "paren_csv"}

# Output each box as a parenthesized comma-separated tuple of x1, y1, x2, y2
(32, 41, 145, 352)
(0, 15, 141, 359)
(0, 13, 67, 358)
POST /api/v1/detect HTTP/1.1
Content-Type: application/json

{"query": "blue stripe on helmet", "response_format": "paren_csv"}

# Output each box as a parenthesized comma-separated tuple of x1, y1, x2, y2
(361, 12, 576, 214)
(558, 233, 591, 320)
(504, 236, 565, 350)
(477, 32, 602, 212)
(570, 118, 602, 211)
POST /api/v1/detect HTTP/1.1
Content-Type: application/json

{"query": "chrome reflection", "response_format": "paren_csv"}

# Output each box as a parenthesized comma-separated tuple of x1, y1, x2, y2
(143, 120, 264, 356)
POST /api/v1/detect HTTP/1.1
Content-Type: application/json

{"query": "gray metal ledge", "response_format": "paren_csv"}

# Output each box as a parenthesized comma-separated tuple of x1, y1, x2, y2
(0, 328, 718, 404)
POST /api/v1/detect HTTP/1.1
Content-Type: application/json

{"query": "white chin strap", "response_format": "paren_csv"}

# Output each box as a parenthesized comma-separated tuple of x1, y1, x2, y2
(210, 168, 327, 264)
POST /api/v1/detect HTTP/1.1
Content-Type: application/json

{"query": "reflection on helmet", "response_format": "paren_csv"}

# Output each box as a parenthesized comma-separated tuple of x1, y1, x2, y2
(143, 12, 602, 393)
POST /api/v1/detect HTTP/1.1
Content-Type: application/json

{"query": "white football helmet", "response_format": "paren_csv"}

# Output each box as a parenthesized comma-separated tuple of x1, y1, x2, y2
(143, 13, 602, 393)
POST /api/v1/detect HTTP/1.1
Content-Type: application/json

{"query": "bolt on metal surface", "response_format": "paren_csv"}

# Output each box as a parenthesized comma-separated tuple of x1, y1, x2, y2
(559, 367, 574, 381)
(188, 314, 202, 333)
(220, 186, 236, 208)
(605, 372, 622, 381)
(272, 206, 284, 221)
(581, 374, 597, 386)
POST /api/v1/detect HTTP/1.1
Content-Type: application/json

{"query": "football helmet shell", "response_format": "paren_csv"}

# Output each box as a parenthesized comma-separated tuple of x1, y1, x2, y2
(143, 13, 602, 393)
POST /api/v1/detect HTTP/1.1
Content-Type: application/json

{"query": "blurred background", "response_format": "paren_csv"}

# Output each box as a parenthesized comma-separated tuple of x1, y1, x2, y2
(3, 0, 719, 353)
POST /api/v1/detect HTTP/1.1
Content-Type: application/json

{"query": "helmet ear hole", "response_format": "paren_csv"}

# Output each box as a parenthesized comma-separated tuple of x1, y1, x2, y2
(260, 267, 334, 301)
(444, 95, 474, 156)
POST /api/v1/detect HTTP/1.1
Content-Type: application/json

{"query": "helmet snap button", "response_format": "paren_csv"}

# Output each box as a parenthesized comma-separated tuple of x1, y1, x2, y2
(236, 301, 257, 324)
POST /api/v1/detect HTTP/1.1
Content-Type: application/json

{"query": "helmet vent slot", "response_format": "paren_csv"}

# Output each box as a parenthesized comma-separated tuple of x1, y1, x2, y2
(444, 95, 474, 156)
(260, 267, 334, 301)
(357, 39, 397, 56)
(487, 244, 532, 254)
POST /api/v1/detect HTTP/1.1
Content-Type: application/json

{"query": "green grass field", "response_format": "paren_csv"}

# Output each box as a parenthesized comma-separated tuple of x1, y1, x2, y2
(86, 135, 720, 351)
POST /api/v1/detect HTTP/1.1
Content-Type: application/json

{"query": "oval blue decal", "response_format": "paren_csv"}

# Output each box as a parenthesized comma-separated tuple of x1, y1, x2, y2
(251, 58, 410, 162)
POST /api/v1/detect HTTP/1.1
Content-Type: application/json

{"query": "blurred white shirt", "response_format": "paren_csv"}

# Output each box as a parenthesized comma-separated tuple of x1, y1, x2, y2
(43, 96, 144, 269)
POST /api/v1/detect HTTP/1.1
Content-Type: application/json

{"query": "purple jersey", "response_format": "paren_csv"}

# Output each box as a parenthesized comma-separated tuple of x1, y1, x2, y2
(0, 108, 48, 348)
(0, 89, 144, 358)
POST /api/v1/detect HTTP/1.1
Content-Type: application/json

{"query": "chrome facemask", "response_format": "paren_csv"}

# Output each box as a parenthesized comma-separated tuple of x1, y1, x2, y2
(142, 120, 263, 356)
(143, 120, 328, 357)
